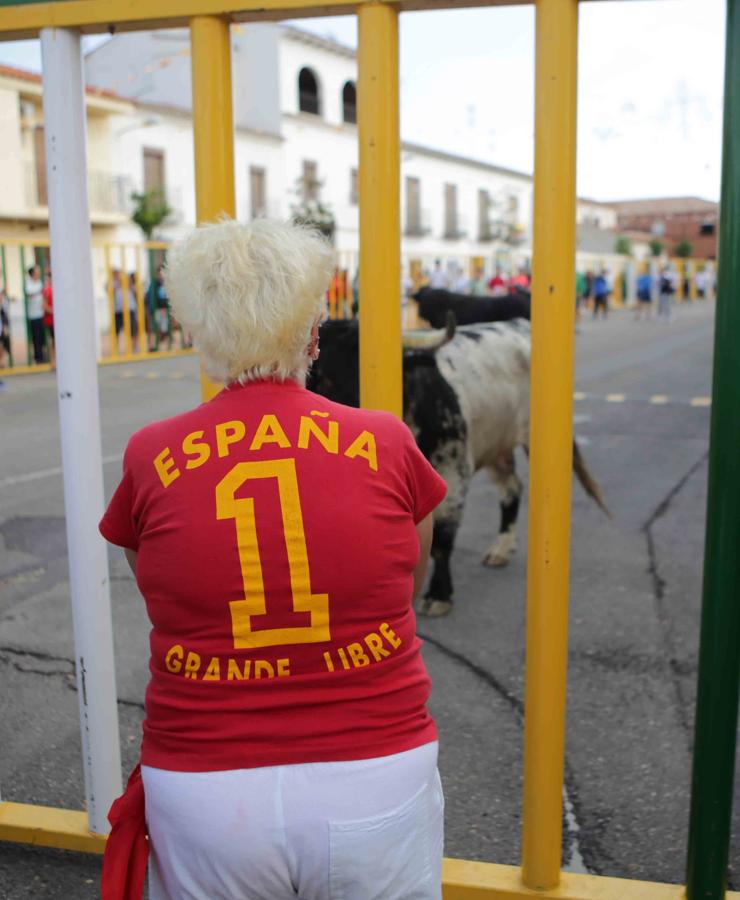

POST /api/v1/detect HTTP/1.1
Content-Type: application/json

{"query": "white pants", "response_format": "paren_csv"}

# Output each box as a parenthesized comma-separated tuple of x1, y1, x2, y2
(142, 742, 443, 900)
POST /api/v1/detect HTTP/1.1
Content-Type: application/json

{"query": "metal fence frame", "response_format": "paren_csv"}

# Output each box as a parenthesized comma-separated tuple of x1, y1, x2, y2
(0, 1, 738, 898)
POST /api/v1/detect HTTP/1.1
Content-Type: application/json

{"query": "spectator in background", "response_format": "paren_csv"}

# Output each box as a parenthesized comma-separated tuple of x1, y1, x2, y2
(694, 265, 709, 299)
(127, 272, 141, 353)
(658, 266, 677, 321)
(509, 268, 530, 292)
(25, 265, 46, 364)
(575, 270, 587, 324)
(469, 265, 488, 296)
(584, 270, 594, 309)
(0, 282, 11, 370)
(43, 267, 55, 368)
(429, 259, 449, 290)
(635, 270, 653, 321)
(592, 270, 609, 319)
(450, 263, 469, 294)
(147, 265, 170, 349)
(488, 267, 507, 297)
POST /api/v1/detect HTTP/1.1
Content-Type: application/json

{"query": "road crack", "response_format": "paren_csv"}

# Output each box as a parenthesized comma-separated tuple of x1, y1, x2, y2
(0, 646, 144, 711)
(641, 450, 708, 748)
(418, 630, 594, 873)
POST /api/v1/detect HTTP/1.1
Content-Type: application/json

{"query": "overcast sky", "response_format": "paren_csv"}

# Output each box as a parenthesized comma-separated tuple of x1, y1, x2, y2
(0, 0, 725, 202)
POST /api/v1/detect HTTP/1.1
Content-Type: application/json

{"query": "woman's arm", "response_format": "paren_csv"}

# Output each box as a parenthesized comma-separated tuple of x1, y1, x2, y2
(124, 548, 137, 576)
(413, 513, 434, 600)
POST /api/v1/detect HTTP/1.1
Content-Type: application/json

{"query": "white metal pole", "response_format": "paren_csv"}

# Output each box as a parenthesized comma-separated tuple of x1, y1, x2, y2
(40, 27, 122, 834)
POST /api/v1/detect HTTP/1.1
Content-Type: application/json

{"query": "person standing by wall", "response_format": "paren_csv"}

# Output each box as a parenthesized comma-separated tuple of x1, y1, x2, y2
(592, 270, 609, 319)
(42, 267, 55, 368)
(25, 265, 45, 364)
(658, 266, 676, 321)
(635, 269, 653, 321)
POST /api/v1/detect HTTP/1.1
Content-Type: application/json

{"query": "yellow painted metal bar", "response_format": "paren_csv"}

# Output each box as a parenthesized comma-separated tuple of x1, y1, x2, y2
(688, 260, 697, 301)
(104, 244, 117, 359)
(119, 247, 133, 357)
(190, 14, 236, 401)
(0, 802, 106, 854)
(135, 246, 147, 352)
(358, 1, 401, 417)
(0, 0, 562, 41)
(522, 0, 579, 890)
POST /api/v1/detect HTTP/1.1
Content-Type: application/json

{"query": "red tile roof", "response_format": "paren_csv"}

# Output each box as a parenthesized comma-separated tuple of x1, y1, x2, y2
(0, 62, 125, 101)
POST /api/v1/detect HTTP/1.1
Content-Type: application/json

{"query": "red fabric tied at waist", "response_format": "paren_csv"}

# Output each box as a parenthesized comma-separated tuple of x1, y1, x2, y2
(101, 764, 149, 900)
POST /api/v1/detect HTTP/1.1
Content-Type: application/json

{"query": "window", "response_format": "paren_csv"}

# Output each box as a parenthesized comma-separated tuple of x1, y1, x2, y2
(350, 168, 358, 206)
(700, 219, 716, 236)
(298, 67, 321, 115)
(143, 148, 166, 198)
(302, 160, 319, 201)
(405, 177, 421, 235)
(444, 183, 458, 238)
(34, 126, 47, 206)
(342, 81, 357, 124)
(478, 189, 491, 240)
(250, 166, 267, 219)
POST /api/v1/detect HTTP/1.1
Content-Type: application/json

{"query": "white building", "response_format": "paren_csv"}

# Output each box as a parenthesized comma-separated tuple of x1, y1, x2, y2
(84, 24, 620, 280)
(0, 22, 625, 339)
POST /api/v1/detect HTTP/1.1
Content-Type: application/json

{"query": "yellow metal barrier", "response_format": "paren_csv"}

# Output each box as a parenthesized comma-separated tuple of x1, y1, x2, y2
(522, 0, 578, 889)
(0, 2, 733, 898)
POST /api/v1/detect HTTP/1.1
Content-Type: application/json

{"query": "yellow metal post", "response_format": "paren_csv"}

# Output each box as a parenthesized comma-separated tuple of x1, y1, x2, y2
(358, 2, 401, 417)
(104, 244, 117, 359)
(522, 0, 579, 890)
(190, 14, 236, 401)
(119, 247, 133, 357)
(135, 246, 147, 352)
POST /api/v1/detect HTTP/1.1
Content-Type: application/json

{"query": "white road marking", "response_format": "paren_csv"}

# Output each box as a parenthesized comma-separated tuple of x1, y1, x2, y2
(573, 391, 587, 401)
(120, 371, 137, 379)
(606, 393, 626, 403)
(690, 396, 712, 407)
(573, 414, 592, 424)
(650, 395, 669, 405)
(145, 372, 160, 380)
(0, 453, 123, 489)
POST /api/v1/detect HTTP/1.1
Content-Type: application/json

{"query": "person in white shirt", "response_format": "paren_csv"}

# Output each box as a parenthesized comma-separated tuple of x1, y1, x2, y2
(25, 265, 46, 364)
(428, 260, 449, 290)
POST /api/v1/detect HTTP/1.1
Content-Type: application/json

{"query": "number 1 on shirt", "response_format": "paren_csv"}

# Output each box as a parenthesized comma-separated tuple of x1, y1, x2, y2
(216, 458, 330, 649)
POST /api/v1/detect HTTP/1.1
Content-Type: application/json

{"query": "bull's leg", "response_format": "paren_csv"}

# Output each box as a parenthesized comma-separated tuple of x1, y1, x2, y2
(419, 518, 458, 618)
(482, 455, 523, 568)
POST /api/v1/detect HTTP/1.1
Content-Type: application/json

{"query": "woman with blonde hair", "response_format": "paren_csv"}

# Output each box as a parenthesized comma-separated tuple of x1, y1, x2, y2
(100, 218, 447, 900)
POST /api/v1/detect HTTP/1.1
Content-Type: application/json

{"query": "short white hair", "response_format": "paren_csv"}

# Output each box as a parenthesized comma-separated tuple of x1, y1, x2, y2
(166, 218, 333, 384)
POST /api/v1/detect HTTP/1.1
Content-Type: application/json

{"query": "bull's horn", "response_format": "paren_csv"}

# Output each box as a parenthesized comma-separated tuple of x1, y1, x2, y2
(402, 311, 457, 350)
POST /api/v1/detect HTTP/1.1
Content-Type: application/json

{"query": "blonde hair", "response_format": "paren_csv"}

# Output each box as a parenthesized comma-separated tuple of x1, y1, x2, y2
(166, 218, 333, 384)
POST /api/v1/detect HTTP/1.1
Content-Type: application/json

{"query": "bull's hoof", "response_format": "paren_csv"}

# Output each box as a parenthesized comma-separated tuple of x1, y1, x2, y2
(418, 597, 453, 617)
(482, 550, 511, 568)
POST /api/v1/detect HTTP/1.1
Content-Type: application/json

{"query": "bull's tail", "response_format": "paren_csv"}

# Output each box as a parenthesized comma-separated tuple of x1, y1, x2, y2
(572, 440, 611, 518)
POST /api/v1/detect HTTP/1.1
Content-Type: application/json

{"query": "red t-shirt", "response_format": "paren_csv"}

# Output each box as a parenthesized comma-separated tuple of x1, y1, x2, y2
(100, 379, 447, 771)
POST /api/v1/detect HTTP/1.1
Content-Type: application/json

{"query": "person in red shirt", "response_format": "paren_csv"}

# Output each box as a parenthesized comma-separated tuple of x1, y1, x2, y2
(487, 266, 507, 296)
(42, 268, 55, 368)
(100, 218, 447, 900)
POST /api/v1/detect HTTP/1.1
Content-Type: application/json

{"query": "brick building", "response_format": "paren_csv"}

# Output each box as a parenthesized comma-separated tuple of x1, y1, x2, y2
(608, 196, 718, 260)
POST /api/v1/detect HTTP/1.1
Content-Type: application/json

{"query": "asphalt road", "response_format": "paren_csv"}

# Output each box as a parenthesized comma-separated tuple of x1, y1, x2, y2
(0, 298, 732, 897)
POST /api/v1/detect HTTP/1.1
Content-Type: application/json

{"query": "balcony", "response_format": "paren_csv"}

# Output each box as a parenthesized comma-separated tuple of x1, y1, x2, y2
(23, 161, 135, 220)
(405, 207, 432, 238)
(444, 214, 468, 241)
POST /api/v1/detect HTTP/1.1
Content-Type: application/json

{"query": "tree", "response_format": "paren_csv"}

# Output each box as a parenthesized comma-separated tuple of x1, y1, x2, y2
(675, 239, 693, 258)
(290, 174, 335, 243)
(615, 235, 633, 256)
(649, 238, 665, 258)
(130, 189, 172, 240)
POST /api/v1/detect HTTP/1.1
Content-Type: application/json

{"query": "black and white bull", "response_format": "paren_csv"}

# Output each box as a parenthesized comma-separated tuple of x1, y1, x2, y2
(308, 316, 607, 617)
(414, 286, 531, 329)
